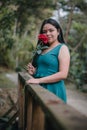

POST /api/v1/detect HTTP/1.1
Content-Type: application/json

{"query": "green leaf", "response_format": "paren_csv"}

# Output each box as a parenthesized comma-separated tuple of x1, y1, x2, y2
(41, 46, 49, 50)
(37, 50, 42, 54)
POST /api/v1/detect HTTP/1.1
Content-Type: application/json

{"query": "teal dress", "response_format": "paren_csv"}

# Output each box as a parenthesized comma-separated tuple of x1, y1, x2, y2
(33, 44, 67, 103)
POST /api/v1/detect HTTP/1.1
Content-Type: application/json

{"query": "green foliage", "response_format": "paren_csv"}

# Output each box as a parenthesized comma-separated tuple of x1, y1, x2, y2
(0, 0, 54, 68)
(59, 0, 87, 88)
(12, 35, 35, 69)
(69, 51, 85, 88)
(73, 22, 86, 33)
(0, 29, 15, 67)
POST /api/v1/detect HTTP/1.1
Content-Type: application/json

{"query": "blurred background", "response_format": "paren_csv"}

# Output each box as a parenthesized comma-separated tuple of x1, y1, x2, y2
(0, 0, 87, 96)
(0, 1, 87, 129)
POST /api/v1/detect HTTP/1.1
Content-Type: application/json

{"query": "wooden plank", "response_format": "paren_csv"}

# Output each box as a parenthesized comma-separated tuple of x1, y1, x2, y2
(26, 93, 33, 130)
(27, 85, 87, 130)
(18, 74, 25, 130)
(32, 101, 45, 130)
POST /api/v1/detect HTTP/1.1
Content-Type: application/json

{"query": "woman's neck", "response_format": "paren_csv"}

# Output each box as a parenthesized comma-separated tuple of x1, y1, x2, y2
(49, 41, 60, 49)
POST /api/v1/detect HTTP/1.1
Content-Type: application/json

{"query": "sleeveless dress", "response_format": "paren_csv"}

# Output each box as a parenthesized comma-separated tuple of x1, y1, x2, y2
(33, 44, 67, 103)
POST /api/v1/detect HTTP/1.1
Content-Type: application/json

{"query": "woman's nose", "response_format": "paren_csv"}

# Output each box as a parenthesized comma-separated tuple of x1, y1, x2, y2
(46, 31, 50, 35)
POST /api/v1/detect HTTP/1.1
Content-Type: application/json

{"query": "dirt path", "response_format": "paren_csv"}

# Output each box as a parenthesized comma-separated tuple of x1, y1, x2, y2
(6, 73, 87, 116)
(67, 89, 87, 116)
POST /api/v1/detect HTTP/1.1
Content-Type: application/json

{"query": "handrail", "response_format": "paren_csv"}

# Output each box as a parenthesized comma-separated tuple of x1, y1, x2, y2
(18, 72, 87, 130)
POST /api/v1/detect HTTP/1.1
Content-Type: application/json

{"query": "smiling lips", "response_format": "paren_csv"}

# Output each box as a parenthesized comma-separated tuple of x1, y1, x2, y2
(48, 37, 52, 40)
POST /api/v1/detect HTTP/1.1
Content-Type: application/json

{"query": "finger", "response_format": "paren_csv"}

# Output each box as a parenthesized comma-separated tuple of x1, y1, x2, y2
(24, 66, 28, 71)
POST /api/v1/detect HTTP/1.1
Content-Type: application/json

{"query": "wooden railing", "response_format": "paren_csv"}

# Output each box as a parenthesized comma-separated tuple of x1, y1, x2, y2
(18, 72, 87, 130)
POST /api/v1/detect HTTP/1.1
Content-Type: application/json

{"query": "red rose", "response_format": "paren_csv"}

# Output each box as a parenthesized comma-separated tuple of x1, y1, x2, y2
(31, 34, 49, 66)
(38, 34, 48, 44)
(32, 34, 49, 58)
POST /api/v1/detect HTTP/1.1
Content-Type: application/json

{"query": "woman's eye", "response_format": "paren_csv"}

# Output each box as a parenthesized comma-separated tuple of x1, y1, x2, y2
(42, 29, 54, 33)
(49, 29, 54, 32)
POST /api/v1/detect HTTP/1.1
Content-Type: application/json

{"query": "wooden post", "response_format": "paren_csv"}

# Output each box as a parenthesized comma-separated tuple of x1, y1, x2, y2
(26, 94, 33, 130)
(32, 102, 45, 130)
(18, 75, 24, 130)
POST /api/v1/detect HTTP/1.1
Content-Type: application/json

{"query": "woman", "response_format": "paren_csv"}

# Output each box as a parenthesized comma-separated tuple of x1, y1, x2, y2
(26, 18, 70, 103)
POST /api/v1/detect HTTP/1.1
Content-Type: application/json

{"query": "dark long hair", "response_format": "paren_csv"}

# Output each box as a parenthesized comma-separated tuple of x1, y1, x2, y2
(32, 18, 65, 67)
(39, 18, 65, 43)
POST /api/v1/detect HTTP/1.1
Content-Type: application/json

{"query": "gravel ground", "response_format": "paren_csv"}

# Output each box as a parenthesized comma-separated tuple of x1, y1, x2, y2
(6, 73, 87, 117)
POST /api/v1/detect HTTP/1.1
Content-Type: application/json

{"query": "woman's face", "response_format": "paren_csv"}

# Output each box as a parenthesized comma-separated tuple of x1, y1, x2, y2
(42, 23, 59, 44)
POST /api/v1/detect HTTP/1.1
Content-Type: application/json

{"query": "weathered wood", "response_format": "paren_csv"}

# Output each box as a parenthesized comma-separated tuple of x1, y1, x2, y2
(18, 74, 25, 130)
(18, 72, 87, 130)
(32, 102, 44, 130)
(26, 92, 33, 130)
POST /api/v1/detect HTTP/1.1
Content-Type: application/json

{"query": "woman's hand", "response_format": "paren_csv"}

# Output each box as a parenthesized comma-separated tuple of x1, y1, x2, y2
(27, 63, 36, 75)
(26, 78, 40, 84)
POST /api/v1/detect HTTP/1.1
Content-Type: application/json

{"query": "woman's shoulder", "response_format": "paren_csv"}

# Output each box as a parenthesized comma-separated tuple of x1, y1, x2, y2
(60, 43, 69, 50)
(59, 43, 70, 57)
(56, 43, 68, 52)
